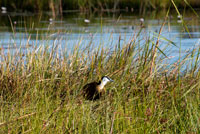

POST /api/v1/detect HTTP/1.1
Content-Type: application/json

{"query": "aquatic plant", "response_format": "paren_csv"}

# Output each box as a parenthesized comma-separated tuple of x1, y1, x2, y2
(0, 24, 200, 134)
(0, 5, 200, 134)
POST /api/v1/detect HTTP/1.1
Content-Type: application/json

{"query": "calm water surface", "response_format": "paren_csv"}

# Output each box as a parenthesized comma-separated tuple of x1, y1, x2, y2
(0, 10, 200, 63)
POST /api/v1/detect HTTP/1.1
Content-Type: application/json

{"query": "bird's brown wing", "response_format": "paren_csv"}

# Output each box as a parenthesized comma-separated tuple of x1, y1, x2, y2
(82, 82, 100, 100)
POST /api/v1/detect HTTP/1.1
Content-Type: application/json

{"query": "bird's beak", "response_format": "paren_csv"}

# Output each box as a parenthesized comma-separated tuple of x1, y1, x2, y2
(110, 79, 114, 82)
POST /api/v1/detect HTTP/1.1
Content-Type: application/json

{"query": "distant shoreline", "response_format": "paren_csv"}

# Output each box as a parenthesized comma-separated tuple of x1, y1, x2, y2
(1, 0, 200, 13)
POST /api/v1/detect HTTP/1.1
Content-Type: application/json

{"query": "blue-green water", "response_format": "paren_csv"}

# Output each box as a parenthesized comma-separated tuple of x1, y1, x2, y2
(0, 10, 200, 63)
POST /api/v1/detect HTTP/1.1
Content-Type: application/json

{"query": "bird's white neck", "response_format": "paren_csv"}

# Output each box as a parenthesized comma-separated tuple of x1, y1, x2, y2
(98, 81, 108, 91)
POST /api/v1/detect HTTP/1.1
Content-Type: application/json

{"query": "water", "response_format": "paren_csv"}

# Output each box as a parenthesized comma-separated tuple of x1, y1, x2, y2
(0, 10, 200, 62)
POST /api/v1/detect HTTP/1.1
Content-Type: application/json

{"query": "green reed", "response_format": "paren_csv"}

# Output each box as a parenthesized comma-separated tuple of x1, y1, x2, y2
(0, 23, 200, 133)
(0, 4, 200, 133)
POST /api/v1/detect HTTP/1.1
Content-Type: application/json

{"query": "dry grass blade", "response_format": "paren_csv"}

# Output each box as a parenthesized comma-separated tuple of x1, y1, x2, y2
(150, 9, 169, 75)
(0, 113, 36, 127)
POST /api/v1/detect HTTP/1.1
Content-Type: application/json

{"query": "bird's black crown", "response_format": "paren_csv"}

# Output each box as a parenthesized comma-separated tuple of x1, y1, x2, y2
(101, 76, 113, 81)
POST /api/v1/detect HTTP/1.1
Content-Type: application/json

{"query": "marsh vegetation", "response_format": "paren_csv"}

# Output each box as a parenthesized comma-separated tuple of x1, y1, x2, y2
(0, 25, 200, 133)
(0, 1, 200, 134)
(1, 0, 200, 13)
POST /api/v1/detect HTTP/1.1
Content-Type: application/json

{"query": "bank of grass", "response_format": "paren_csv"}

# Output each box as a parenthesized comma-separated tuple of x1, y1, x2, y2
(1, 0, 200, 12)
(0, 26, 200, 133)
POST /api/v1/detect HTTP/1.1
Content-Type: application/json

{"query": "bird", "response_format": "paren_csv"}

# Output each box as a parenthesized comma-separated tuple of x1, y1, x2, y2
(82, 76, 114, 100)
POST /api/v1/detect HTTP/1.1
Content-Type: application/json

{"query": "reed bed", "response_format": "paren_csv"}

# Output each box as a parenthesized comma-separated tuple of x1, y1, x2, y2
(0, 23, 200, 133)
(1, 0, 200, 13)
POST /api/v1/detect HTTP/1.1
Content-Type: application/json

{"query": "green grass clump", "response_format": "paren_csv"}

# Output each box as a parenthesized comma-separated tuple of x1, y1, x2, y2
(0, 32, 200, 133)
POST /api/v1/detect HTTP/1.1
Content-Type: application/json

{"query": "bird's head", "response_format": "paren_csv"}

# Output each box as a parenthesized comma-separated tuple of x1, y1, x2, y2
(97, 76, 114, 92)
(101, 76, 114, 85)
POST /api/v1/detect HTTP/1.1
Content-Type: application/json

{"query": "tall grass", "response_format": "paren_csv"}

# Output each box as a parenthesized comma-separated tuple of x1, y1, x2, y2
(0, 20, 200, 133)
(0, 2, 200, 132)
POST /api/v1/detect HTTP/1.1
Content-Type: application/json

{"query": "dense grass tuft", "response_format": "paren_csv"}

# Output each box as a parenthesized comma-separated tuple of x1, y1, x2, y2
(0, 25, 200, 133)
